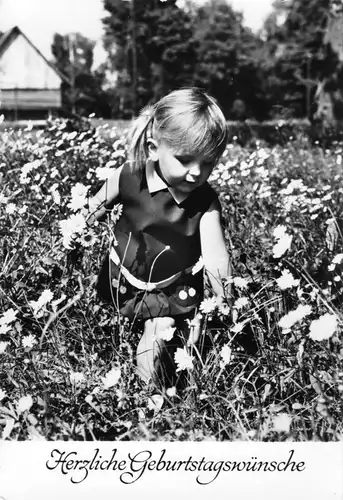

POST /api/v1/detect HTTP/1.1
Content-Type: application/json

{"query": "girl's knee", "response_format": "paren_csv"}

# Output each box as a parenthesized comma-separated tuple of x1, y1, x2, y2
(148, 317, 176, 342)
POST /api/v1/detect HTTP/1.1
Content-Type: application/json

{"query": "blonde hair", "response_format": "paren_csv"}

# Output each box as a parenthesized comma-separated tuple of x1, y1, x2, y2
(128, 87, 228, 172)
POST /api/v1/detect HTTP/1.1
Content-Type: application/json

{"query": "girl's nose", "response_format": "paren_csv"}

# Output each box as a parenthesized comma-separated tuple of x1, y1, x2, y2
(188, 162, 201, 178)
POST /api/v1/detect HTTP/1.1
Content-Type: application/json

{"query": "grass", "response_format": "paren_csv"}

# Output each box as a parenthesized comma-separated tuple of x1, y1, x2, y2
(0, 117, 342, 441)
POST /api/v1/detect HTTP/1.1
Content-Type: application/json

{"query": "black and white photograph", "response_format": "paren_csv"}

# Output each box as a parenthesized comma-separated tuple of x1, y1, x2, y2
(0, 0, 342, 498)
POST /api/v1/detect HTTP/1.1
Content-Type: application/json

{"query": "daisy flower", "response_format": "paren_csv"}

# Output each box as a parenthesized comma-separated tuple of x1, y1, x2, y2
(17, 395, 33, 413)
(276, 269, 300, 290)
(174, 347, 194, 372)
(199, 297, 218, 314)
(5, 203, 16, 214)
(273, 225, 287, 240)
(102, 367, 121, 389)
(0, 308, 18, 326)
(0, 324, 10, 335)
(79, 230, 96, 248)
(111, 203, 123, 224)
(273, 233, 293, 259)
(233, 297, 249, 310)
(332, 254, 343, 265)
(29, 289, 54, 318)
(59, 213, 87, 249)
(166, 387, 177, 398)
(218, 303, 231, 316)
(233, 277, 249, 290)
(309, 313, 338, 341)
(22, 334, 37, 349)
(272, 413, 292, 433)
(68, 183, 89, 212)
(220, 344, 232, 366)
(230, 321, 246, 334)
(278, 304, 312, 332)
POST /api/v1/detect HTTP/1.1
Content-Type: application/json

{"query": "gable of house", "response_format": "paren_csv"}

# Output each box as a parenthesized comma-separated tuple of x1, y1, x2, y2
(0, 26, 62, 89)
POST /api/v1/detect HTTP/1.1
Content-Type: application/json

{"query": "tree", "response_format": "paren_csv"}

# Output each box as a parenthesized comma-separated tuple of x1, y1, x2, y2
(102, 0, 197, 116)
(192, 0, 261, 118)
(261, 0, 336, 118)
(51, 32, 110, 117)
(144, 1, 197, 100)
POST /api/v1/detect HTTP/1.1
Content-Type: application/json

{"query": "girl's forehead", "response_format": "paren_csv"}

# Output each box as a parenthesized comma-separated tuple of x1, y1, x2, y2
(163, 142, 210, 158)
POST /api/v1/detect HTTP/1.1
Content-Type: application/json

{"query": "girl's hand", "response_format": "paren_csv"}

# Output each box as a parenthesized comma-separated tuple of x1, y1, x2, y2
(187, 315, 202, 346)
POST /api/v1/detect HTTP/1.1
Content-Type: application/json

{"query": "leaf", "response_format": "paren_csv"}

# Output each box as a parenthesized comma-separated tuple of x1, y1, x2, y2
(261, 383, 272, 402)
(296, 339, 305, 367)
(309, 374, 323, 396)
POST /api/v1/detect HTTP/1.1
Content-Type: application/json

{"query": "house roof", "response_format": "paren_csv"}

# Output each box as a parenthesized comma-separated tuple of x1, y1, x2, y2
(0, 26, 70, 84)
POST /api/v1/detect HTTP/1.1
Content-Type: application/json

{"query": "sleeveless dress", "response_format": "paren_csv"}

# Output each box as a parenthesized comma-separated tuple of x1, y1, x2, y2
(96, 162, 219, 320)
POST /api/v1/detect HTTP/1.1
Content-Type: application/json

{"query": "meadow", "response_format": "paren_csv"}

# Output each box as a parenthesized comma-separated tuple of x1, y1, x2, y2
(0, 117, 342, 441)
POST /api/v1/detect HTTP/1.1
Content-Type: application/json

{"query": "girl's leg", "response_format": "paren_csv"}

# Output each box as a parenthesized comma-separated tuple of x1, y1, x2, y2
(136, 316, 175, 384)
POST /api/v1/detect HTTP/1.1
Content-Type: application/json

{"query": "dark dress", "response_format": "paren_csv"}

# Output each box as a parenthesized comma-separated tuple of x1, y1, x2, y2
(96, 162, 219, 320)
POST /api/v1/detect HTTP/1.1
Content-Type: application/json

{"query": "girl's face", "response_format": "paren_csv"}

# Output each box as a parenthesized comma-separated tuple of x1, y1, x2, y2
(150, 141, 215, 194)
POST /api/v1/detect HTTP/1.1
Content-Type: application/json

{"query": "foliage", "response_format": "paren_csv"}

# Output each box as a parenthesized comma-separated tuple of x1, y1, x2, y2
(0, 118, 343, 441)
(102, 0, 197, 115)
(192, 0, 260, 118)
(43, 0, 343, 121)
(51, 32, 111, 118)
(259, 0, 339, 119)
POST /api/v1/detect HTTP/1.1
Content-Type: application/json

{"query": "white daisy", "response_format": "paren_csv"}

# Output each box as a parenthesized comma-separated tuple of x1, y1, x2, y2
(22, 334, 37, 349)
(273, 225, 287, 240)
(111, 203, 123, 224)
(233, 277, 249, 289)
(220, 344, 232, 365)
(102, 367, 121, 389)
(273, 233, 293, 259)
(309, 313, 338, 341)
(17, 395, 33, 413)
(233, 297, 249, 310)
(199, 297, 218, 313)
(276, 269, 300, 290)
(0, 308, 18, 326)
(278, 304, 312, 331)
(70, 372, 86, 385)
(272, 413, 292, 433)
(174, 347, 194, 372)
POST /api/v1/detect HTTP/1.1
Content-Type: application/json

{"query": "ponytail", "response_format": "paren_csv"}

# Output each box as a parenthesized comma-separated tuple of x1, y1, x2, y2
(128, 104, 155, 172)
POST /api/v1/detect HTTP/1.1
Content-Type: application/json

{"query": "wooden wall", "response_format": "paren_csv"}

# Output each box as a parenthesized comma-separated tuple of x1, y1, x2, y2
(0, 89, 61, 109)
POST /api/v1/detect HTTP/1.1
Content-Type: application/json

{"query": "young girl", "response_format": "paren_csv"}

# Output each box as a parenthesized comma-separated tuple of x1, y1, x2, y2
(88, 87, 230, 387)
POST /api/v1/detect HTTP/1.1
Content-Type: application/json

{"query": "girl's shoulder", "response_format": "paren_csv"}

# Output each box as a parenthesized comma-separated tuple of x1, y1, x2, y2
(119, 160, 141, 182)
(118, 160, 145, 195)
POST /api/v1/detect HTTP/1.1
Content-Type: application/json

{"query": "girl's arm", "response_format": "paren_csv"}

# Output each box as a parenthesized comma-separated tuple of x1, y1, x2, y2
(87, 164, 123, 225)
(199, 199, 231, 300)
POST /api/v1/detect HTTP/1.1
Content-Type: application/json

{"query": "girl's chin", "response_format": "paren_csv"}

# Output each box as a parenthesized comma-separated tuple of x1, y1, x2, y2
(176, 181, 198, 192)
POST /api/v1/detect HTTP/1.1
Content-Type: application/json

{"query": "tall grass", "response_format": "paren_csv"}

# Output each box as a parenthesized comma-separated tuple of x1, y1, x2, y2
(0, 119, 342, 441)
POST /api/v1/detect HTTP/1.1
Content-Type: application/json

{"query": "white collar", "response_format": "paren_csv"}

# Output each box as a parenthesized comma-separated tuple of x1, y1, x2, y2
(145, 159, 189, 204)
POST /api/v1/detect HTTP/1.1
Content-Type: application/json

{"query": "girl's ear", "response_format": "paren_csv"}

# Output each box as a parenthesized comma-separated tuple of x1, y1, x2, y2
(147, 138, 159, 161)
